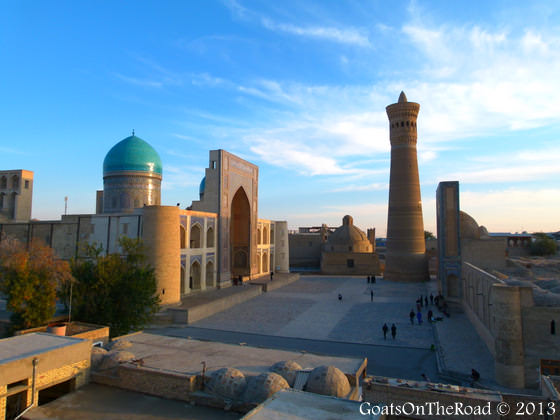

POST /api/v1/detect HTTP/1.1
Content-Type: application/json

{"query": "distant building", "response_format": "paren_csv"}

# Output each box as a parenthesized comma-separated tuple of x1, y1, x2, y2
(436, 180, 560, 389)
(0, 170, 33, 222)
(0, 135, 289, 306)
(289, 216, 380, 275)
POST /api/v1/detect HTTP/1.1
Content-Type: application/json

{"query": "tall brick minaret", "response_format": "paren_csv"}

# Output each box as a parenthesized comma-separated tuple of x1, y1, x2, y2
(384, 91, 428, 282)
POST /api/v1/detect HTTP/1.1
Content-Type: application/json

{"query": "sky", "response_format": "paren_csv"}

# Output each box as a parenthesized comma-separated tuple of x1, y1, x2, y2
(2, 0, 560, 236)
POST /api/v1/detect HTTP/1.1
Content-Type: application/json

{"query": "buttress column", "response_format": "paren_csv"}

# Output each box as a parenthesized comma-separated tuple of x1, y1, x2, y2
(384, 91, 428, 282)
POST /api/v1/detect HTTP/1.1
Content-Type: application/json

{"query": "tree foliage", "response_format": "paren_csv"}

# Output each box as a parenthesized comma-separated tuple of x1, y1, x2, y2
(530, 233, 558, 256)
(68, 237, 160, 337)
(424, 231, 435, 240)
(0, 236, 73, 331)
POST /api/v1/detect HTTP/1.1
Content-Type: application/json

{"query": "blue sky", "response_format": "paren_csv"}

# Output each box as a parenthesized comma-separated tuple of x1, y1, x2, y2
(2, 0, 560, 235)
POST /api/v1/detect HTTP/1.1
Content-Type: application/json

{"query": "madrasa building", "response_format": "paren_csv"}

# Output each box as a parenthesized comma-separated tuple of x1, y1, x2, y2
(0, 134, 290, 306)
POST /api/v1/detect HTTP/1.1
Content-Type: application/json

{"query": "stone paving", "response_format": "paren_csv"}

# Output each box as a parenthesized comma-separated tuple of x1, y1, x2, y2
(192, 274, 502, 389)
(193, 275, 435, 349)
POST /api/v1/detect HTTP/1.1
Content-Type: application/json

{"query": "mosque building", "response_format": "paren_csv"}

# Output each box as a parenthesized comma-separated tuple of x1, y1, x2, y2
(0, 134, 290, 306)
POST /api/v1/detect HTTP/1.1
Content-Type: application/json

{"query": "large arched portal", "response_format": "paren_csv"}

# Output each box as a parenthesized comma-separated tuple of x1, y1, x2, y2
(230, 187, 251, 278)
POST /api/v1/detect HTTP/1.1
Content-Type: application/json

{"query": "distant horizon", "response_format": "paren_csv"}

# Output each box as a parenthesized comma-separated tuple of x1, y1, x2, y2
(3, 1, 560, 235)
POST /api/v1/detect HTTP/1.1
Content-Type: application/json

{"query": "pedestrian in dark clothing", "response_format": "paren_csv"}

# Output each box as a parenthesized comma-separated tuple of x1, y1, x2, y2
(270, 271, 274, 281)
(430, 293, 434, 305)
(370, 290, 374, 302)
(338, 293, 342, 302)
(471, 369, 480, 382)
(391, 324, 397, 339)
(409, 310, 415, 324)
(367, 276, 370, 283)
(416, 303, 421, 312)
(372, 275, 376, 283)
(382, 323, 388, 339)
(424, 296, 428, 306)
(419, 295, 423, 307)
(417, 311, 423, 324)
(428, 309, 433, 322)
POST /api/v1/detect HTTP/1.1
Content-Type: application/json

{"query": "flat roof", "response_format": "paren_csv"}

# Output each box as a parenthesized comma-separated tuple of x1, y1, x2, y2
(0, 332, 84, 365)
(125, 333, 365, 377)
(242, 389, 380, 420)
(26, 383, 240, 420)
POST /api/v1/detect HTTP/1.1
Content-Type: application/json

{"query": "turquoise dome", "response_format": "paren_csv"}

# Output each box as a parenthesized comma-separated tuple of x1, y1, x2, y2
(199, 176, 206, 195)
(103, 135, 162, 175)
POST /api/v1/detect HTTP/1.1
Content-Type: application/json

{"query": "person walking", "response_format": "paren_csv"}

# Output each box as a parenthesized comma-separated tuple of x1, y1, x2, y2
(372, 275, 376, 284)
(370, 290, 374, 302)
(391, 324, 397, 339)
(430, 293, 434, 305)
(424, 296, 428, 306)
(270, 271, 274, 281)
(417, 311, 423, 324)
(419, 295, 423, 307)
(428, 309, 433, 322)
(409, 310, 415, 325)
(367, 276, 370, 283)
(382, 323, 388, 340)
(338, 293, 342, 302)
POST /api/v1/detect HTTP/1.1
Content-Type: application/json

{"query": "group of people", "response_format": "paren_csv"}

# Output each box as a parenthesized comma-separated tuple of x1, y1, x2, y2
(382, 323, 397, 340)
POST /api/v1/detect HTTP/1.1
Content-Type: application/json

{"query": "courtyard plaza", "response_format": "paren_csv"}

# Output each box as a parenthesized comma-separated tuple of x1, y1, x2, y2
(149, 275, 498, 389)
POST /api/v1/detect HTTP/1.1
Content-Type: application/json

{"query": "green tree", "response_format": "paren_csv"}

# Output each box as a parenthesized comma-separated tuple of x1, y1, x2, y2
(425, 231, 435, 240)
(0, 236, 73, 331)
(68, 237, 160, 337)
(530, 233, 557, 256)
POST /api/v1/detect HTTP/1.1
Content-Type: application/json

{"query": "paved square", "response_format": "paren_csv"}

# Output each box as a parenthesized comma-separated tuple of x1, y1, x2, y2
(193, 275, 436, 349)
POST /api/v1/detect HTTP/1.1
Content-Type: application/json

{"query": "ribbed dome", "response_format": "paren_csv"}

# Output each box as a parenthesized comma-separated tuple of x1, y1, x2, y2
(460, 211, 480, 240)
(103, 135, 162, 175)
(328, 215, 368, 245)
(326, 215, 372, 253)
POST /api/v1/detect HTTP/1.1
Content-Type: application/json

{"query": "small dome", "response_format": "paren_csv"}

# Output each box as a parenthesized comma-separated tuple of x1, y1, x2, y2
(207, 368, 247, 400)
(460, 211, 480, 240)
(199, 176, 206, 195)
(103, 135, 162, 175)
(270, 360, 302, 387)
(326, 215, 372, 252)
(242, 372, 289, 403)
(305, 365, 350, 398)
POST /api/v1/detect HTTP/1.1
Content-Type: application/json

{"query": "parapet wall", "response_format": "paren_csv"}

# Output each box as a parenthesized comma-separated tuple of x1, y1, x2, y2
(462, 261, 560, 390)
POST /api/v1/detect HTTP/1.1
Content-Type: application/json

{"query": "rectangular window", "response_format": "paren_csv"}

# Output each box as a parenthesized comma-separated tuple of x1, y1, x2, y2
(347, 259, 354, 268)
(24, 180, 30, 189)
(211, 160, 216, 169)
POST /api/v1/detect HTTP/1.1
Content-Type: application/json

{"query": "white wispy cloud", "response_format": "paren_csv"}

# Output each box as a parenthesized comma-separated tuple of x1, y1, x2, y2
(260, 18, 370, 47)
(223, 0, 370, 47)
(444, 146, 560, 184)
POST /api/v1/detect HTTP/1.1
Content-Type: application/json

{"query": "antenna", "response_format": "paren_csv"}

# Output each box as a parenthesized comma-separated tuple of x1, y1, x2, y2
(64, 196, 68, 215)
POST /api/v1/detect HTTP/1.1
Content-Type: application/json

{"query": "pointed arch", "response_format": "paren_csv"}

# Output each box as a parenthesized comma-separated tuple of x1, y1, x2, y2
(262, 252, 269, 273)
(206, 226, 214, 248)
(190, 223, 201, 248)
(180, 225, 187, 249)
(191, 260, 201, 290)
(263, 226, 269, 244)
(230, 187, 250, 277)
(205, 260, 214, 288)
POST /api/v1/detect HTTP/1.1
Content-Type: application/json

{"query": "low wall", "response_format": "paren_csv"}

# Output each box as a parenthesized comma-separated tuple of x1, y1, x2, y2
(254, 273, 300, 292)
(169, 285, 262, 324)
(362, 376, 502, 420)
